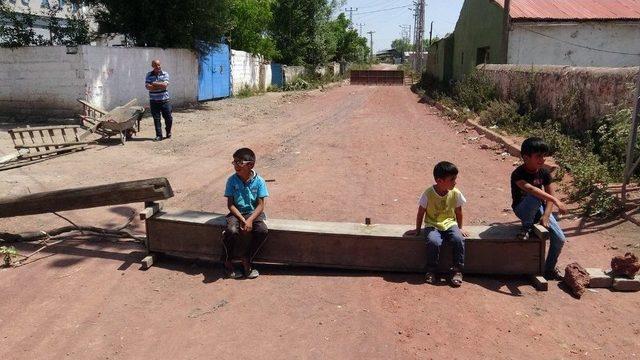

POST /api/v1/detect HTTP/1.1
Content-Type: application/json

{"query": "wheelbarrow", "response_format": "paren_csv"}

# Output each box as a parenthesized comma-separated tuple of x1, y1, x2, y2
(78, 98, 145, 145)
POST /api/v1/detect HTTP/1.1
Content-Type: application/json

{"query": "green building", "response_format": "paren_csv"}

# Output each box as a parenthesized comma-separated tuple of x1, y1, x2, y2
(425, 0, 640, 83)
(426, 0, 505, 83)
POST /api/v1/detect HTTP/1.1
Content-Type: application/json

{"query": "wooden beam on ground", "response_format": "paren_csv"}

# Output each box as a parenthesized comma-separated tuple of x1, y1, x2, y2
(146, 209, 546, 276)
(0, 178, 174, 218)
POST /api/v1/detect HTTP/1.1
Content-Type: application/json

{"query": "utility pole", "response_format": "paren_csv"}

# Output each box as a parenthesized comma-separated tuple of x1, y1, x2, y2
(345, 7, 358, 28)
(400, 25, 411, 42)
(367, 31, 375, 61)
(501, 0, 511, 63)
(414, 0, 425, 72)
(429, 21, 433, 45)
(355, 23, 364, 36)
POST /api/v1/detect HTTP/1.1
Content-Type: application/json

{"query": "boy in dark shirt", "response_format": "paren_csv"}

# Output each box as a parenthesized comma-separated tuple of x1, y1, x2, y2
(511, 137, 568, 280)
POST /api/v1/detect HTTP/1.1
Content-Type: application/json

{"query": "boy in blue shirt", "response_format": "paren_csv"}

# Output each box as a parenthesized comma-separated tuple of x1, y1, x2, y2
(511, 137, 568, 280)
(222, 148, 269, 279)
(408, 161, 468, 287)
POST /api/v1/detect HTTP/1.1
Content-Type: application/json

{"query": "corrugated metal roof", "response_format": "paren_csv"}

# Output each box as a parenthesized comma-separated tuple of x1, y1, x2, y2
(493, 0, 640, 21)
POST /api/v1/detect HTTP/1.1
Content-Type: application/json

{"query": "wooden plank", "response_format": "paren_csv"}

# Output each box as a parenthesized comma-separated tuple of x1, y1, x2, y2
(78, 121, 101, 141)
(0, 177, 174, 218)
(10, 125, 82, 132)
(17, 145, 87, 159)
(77, 99, 108, 115)
(9, 131, 18, 147)
(146, 209, 545, 275)
(15, 141, 94, 149)
(37, 129, 49, 151)
(60, 128, 69, 143)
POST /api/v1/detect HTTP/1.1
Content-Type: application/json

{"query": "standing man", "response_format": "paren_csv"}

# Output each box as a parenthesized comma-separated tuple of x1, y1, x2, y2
(145, 59, 173, 141)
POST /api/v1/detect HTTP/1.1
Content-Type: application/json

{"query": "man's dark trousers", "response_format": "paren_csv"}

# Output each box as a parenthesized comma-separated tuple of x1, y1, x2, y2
(149, 100, 173, 138)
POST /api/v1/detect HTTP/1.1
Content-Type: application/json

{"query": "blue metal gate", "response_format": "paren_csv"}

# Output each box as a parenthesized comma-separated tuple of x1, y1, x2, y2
(198, 44, 231, 101)
(271, 63, 284, 88)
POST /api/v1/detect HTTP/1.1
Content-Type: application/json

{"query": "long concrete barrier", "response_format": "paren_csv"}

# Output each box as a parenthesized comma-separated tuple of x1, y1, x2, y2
(145, 208, 549, 280)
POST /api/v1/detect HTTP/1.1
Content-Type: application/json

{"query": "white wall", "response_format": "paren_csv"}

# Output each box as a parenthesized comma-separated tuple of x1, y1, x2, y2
(508, 21, 640, 67)
(82, 46, 198, 110)
(260, 63, 272, 91)
(0, 46, 84, 119)
(283, 65, 305, 84)
(231, 50, 261, 95)
(0, 46, 199, 119)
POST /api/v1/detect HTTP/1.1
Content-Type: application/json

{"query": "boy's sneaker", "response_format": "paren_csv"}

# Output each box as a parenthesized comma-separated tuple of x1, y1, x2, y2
(543, 267, 564, 281)
(516, 228, 531, 241)
(425, 271, 436, 285)
(245, 269, 259, 279)
(227, 270, 243, 279)
(450, 271, 463, 287)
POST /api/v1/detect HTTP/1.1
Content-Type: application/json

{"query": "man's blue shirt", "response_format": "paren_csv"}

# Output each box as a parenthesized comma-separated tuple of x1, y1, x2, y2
(224, 170, 269, 215)
(145, 70, 170, 101)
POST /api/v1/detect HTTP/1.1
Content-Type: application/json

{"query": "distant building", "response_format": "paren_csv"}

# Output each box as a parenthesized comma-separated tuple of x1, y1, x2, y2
(2, 0, 124, 46)
(375, 49, 403, 64)
(426, 0, 640, 82)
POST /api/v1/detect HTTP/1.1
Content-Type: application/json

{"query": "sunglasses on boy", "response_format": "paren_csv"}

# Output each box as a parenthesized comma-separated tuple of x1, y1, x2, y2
(232, 159, 254, 166)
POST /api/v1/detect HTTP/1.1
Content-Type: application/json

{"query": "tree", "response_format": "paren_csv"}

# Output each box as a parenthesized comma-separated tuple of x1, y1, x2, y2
(269, 0, 341, 67)
(0, 3, 46, 47)
(0, 2, 90, 48)
(86, 0, 233, 49)
(228, 0, 277, 59)
(391, 38, 411, 54)
(328, 13, 369, 63)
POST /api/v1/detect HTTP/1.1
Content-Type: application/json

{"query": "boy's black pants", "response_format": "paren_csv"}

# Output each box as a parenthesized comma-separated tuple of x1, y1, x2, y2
(221, 212, 268, 262)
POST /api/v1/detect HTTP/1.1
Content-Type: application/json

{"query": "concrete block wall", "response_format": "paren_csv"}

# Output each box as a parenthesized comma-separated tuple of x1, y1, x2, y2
(231, 50, 261, 95)
(0, 46, 85, 120)
(479, 64, 639, 131)
(260, 63, 273, 91)
(283, 65, 305, 85)
(0, 46, 199, 120)
(82, 46, 198, 111)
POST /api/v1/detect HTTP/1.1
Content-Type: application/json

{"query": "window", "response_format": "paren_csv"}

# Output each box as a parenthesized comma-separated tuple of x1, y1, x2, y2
(476, 46, 490, 65)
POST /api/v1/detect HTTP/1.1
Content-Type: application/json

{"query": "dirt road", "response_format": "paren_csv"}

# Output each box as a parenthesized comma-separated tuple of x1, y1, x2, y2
(1, 83, 639, 359)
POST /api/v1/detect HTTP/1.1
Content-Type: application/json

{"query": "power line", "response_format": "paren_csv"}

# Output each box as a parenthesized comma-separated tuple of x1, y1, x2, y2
(355, 4, 412, 16)
(523, 28, 640, 56)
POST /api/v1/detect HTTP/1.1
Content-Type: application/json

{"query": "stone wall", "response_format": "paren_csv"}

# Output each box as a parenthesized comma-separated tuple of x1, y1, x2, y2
(479, 64, 639, 130)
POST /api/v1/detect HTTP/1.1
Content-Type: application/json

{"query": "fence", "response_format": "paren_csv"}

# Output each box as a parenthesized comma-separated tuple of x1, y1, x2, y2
(478, 64, 639, 130)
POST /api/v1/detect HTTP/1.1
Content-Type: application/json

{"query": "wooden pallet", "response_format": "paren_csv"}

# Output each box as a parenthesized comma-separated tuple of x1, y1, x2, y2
(0, 125, 93, 171)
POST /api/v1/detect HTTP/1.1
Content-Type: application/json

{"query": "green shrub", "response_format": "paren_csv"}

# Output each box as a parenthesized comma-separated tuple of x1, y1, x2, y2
(453, 71, 497, 112)
(593, 108, 637, 180)
(0, 246, 18, 267)
(479, 100, 530, 134)
(237, 85, 263, 98)
(416, 71, 448, 100)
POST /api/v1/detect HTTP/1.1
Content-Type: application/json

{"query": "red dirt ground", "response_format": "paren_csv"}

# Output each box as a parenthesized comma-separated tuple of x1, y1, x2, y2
(1, 83, 639, 359)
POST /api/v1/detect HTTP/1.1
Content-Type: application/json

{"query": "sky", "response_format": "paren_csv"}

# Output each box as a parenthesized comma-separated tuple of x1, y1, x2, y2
(339, 0, 465, 52)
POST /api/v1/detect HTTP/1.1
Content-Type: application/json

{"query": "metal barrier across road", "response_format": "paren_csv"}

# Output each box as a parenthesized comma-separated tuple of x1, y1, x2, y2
(350, 70, 405, 86)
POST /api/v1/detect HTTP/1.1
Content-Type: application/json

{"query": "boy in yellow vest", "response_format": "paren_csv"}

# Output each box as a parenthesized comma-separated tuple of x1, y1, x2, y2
(408, 161, 468, 287)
